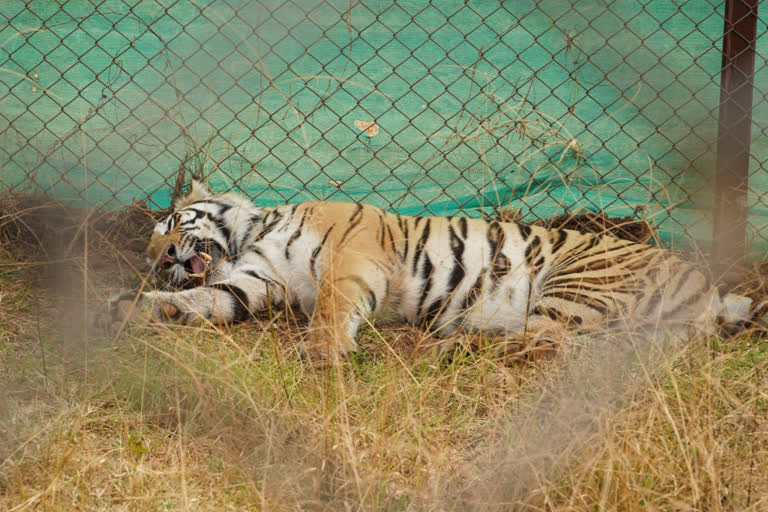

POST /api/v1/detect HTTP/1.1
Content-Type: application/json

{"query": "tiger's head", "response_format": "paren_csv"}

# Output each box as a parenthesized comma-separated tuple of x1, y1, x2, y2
(147, 180, 235, 289)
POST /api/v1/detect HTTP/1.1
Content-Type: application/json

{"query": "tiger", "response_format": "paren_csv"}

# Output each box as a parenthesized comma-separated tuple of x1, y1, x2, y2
(106, 180, 767, 359)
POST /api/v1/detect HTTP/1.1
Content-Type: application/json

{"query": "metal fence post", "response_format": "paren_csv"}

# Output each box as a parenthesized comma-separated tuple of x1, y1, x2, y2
(713, 0, 759, 272)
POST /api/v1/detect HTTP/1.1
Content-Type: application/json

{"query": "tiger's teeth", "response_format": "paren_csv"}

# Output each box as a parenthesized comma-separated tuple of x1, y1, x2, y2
(188, 272, 205, 279)
(199, 252, 212, 262)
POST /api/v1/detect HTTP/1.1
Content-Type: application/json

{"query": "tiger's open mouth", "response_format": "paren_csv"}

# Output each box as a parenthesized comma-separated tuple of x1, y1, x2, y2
(183, 251, 212, 287)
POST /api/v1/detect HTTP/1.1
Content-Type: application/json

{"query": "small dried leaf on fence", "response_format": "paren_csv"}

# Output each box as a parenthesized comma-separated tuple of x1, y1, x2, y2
(353, 120, 380, 137)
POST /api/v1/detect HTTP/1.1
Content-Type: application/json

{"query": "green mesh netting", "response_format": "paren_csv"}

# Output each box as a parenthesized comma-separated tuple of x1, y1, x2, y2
(1, 0, 766, 250)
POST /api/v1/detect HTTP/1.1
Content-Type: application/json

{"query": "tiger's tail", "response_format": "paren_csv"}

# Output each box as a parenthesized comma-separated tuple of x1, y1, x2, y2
(717, 293, 768, 337)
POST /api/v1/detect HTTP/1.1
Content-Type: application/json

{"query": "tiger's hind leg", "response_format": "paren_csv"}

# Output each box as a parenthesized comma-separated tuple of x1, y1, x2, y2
(440, 310, 587, 363)
(499, 313, 584, 362)
(492, 297, 606, 362)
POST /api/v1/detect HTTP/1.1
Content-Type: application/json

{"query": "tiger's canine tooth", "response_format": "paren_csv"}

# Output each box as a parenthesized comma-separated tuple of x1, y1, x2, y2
(188, 272, 205, 279)
(199, 252, 212, 262)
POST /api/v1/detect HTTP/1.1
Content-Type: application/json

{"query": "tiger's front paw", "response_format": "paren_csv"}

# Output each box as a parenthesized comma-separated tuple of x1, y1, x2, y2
(149, 298, 185, 323)
(90, 291, 190, 334)
(89, 290, 148, 333)
(144, 291, 212, 326)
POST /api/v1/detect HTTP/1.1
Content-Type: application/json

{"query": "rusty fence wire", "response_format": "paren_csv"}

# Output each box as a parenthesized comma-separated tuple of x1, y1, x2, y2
(0, 0, 766, 252)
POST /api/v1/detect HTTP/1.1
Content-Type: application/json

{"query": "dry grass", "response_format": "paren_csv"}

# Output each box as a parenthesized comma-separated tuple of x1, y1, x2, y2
(1, 197, 767, 511)
(533, 211, 656, 245)
(544, 336, 768, 510)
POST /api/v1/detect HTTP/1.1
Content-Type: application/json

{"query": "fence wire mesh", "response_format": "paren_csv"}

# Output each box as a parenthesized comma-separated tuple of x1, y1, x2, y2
(0, 0, 766, 251)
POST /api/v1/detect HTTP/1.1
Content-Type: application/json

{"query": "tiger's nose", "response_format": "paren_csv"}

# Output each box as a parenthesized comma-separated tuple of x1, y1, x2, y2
(160, 245, 177, 268)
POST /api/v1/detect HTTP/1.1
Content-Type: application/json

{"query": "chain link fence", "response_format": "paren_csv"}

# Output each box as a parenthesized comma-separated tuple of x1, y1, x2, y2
(0, 0, 766, 252)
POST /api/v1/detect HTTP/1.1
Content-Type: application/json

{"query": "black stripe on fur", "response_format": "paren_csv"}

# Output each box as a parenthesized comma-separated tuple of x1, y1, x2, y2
(209, 283, 250, 322)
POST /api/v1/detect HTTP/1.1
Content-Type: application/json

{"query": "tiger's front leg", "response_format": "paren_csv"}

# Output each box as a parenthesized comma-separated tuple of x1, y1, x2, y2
(109, 271, 280, 328)
(304, 260, 386, 361)
(145, 285, 251, 325)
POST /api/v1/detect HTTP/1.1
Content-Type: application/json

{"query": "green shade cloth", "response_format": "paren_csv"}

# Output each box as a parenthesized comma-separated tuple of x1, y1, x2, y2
(1, 0, 766, 251)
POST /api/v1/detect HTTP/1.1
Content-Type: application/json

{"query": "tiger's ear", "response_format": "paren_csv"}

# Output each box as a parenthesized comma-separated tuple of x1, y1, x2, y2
(174, 180, 211, 209)
(188, 179, 211, 199)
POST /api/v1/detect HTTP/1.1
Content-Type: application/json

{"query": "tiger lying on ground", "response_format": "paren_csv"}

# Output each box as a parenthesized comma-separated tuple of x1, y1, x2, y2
(108, 181, 767, 359)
